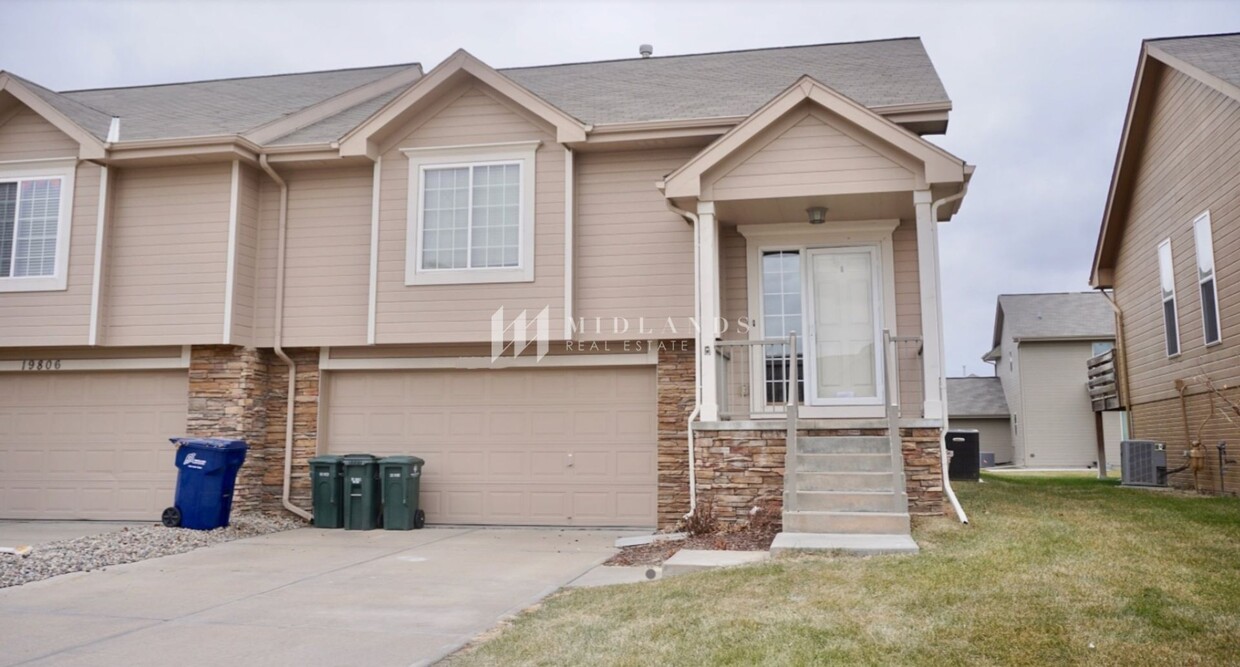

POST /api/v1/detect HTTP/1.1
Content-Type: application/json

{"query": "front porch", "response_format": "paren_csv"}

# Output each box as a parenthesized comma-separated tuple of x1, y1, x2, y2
(655, 75, 970, 541)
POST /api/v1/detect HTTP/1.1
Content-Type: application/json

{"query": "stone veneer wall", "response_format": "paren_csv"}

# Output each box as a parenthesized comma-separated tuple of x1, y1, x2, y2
(261, 348, 320, 513)
(186, 345, 320, 514)
(656, 343, 695, 529)
(186, 346, 270, 512)
(690, 426, 947, 528)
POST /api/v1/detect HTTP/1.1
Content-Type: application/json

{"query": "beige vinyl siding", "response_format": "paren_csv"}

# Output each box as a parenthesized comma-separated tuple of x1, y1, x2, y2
(102, 164, 230, 345)
(575, 147, 698, 339)
(704, 107, 915, 201)
(892, 220, 923, 414)
(253, 165, 371, 346)
(0, 107, 79, 161)
(995, 323, 1024, 462)
(1114, 65, 1240, 405)
(0, 160, 100, 347)
(1019, 341, 1121, 467)
(720, 224, 748, 340)
(950, 417, 1013, 464)
(229, 163, 261, 345)
(375, 84, 565, 343)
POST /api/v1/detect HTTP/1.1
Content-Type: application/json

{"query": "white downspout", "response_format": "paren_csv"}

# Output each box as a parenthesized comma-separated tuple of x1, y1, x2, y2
(665, 196, 701, 518)
(931, 182, 970, 525)
(259, 155, 312, 521)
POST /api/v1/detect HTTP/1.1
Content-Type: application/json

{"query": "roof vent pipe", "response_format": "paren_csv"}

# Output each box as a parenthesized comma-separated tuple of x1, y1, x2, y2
(639, 44, 653, 58)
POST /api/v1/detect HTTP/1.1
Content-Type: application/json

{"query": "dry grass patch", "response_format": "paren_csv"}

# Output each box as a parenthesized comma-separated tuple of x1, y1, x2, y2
(447, 475, 1240, 666)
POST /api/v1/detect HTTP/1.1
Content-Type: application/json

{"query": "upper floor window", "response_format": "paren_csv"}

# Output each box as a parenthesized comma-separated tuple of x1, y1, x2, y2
(0, 160, 75, 293)
(1157, 239, 1180, 357)
(1192, 211, 1222, 346)
(1091, 341, 1114, 357)
(403, 141, 538, 285)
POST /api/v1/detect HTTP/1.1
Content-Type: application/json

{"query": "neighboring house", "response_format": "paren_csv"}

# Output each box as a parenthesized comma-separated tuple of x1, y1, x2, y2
(946, 376, 1012, 464)
(1092, 33, 1240, 494)
(982, 293, 1124, 468)
(0, 38, 972, 545)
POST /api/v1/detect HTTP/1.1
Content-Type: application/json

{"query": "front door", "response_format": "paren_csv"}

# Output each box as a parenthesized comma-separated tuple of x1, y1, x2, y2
(804, 246, 884, 406)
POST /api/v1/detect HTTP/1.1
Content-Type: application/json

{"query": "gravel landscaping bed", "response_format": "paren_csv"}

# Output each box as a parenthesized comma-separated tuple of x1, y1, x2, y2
(0, 513, 306, 589)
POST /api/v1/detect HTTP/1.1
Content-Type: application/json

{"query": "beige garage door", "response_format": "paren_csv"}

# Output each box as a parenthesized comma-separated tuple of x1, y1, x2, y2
(0, 371, 187, 520)
(325, 366, 657, 527)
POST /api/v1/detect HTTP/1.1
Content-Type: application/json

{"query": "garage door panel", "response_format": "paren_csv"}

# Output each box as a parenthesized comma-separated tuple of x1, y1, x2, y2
(325, 366, 656, 526)
(0, 370, 187, 520)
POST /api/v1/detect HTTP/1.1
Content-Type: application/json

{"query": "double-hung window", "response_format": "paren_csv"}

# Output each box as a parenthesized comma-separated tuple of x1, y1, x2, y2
(0, 160, 75, 292)
(403, 142, 538, 285)
(1192, 211, 1222, 346)
(1157, 239, 1180, 357)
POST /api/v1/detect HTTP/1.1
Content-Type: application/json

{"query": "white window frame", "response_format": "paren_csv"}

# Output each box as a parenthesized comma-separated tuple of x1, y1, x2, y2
(1192, 211, 1222, 347)
(1157, 238, 1180, 357)
(0, 159, 76, 292)
(402, 141, 539, 286)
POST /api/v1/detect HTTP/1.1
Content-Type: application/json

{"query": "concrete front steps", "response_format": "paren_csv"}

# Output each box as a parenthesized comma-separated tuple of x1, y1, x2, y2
(775, 434, 917, 556)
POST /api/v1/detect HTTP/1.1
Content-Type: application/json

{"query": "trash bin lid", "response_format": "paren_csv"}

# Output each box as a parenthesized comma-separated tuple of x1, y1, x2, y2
(379, 455, 425, 466)
(340, 453, 378, 463)
(170, 437, 248, 450)
(309, 454, 345, 464)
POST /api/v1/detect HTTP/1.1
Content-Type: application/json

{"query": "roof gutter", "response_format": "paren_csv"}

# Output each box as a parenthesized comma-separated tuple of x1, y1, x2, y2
(259, 154, 312, 522)
(932, 183, 970, 525)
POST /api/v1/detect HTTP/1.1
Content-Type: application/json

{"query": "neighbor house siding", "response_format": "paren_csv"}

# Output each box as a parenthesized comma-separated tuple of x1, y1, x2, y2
(102, 164, 231, 345)
(0, 107, 79, 161)
(1112, 65, 1240, 407)
(254, 165, 371, 347)
(995, 323, 1025, 463)
(1018, 341, 1122, 468)
(374, 84, 565, 343)
(574, 147, 698, 339)
(950, 417, 1013, 464)
(703, 107, 915, 201)
(0, 161, 99, 347)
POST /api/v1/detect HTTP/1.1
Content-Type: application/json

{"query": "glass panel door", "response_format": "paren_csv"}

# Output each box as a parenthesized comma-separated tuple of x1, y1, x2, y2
(806, 247, 883, 405)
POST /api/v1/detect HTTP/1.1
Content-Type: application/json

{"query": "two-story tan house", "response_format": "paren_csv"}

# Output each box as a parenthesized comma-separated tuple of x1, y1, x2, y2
(1092, 33, 1239, 495)
(0, 38, 972, 548)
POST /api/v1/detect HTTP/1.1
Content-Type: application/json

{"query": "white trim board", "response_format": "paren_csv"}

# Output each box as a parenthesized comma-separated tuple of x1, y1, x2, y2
(367, 156, 382, 344)
(222, 160, 241, 343)
(318, 348, 657, 371)
(0, 346, 191, 372)
(88, 165, 110, 345)
(563, 146, 574, 340)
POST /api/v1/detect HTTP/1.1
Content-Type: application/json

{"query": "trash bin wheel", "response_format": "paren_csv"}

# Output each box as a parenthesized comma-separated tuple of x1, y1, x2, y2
(161, 506, 182, 528)
(413, 509, 426, 529)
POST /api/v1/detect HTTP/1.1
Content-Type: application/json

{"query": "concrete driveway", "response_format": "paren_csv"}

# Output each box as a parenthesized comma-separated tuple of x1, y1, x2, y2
(0, 526, 633, 666)
(0, 520, 147, 547)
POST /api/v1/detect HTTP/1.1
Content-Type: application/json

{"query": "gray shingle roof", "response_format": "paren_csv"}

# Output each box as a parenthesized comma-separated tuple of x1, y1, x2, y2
(8, 73, 115, 141)
(995, 293, 1116, 345)
(501, 38, 949, 125)
(947, 377, 1009, 418)
(1151, 33, 1240, 93)
(270, 87, 405, 145)
(53, 64, 418, 142)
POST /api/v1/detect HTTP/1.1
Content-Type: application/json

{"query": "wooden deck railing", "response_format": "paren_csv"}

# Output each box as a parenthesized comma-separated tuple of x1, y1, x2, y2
(1087, 348, 1122, 412)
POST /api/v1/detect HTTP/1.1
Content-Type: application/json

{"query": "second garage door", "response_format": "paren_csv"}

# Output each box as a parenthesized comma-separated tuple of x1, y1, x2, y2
(0, 370, 187, 520)
(324, 366, 657, 527)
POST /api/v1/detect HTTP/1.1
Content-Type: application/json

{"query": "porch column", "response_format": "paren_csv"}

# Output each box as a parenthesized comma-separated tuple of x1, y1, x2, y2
(697, 200, 721, 421)
(914, 189, 944, 419)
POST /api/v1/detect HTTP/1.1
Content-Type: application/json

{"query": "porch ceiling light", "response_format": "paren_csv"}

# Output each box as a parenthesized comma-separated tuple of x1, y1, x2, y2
(806, 206, 828, 225)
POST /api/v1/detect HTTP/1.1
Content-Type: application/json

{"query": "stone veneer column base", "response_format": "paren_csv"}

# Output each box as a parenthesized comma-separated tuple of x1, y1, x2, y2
(186, 345, 321, 515)
(656, 342, 695, 529)
(900, 428, 946, 515)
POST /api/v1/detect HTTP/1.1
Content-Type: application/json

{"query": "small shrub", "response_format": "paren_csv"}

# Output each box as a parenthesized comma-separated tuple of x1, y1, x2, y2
(682, 499, 718, 537)
(746, 496, 782, 535)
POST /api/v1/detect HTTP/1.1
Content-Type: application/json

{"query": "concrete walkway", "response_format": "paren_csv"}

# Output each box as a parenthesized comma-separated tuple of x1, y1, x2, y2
(0, 526, 633, 666)
(0, 520, 148, 548)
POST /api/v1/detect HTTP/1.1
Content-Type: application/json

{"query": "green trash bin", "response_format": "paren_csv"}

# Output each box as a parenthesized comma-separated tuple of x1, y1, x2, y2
(379, 456, 426, 530)
(308, 455, 345, 528)
(341, 454, 380, 530)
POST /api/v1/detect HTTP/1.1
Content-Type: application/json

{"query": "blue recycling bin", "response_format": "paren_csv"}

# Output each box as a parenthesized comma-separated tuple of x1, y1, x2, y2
(163, 438, 249, 530)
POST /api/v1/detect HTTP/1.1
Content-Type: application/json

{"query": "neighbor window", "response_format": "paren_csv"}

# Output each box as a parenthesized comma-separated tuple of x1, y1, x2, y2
(1193, 212, 1222, 346)
(1158, 239, 1180, 357)
(1091, 341, 1114, 357)
(403, 142, 538, 285)
(0, 161, 74, 293)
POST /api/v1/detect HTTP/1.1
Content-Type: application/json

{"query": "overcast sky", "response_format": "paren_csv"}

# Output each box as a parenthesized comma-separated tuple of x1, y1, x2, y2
(3, 0, 1239, 374)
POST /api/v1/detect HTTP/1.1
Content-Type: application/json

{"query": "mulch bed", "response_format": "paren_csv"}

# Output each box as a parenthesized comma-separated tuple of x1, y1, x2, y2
(604, 530, 777, 567)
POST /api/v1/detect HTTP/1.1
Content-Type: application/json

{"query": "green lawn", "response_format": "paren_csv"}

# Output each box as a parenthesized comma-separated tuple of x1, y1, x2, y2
(449, 475, 1240, 666)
